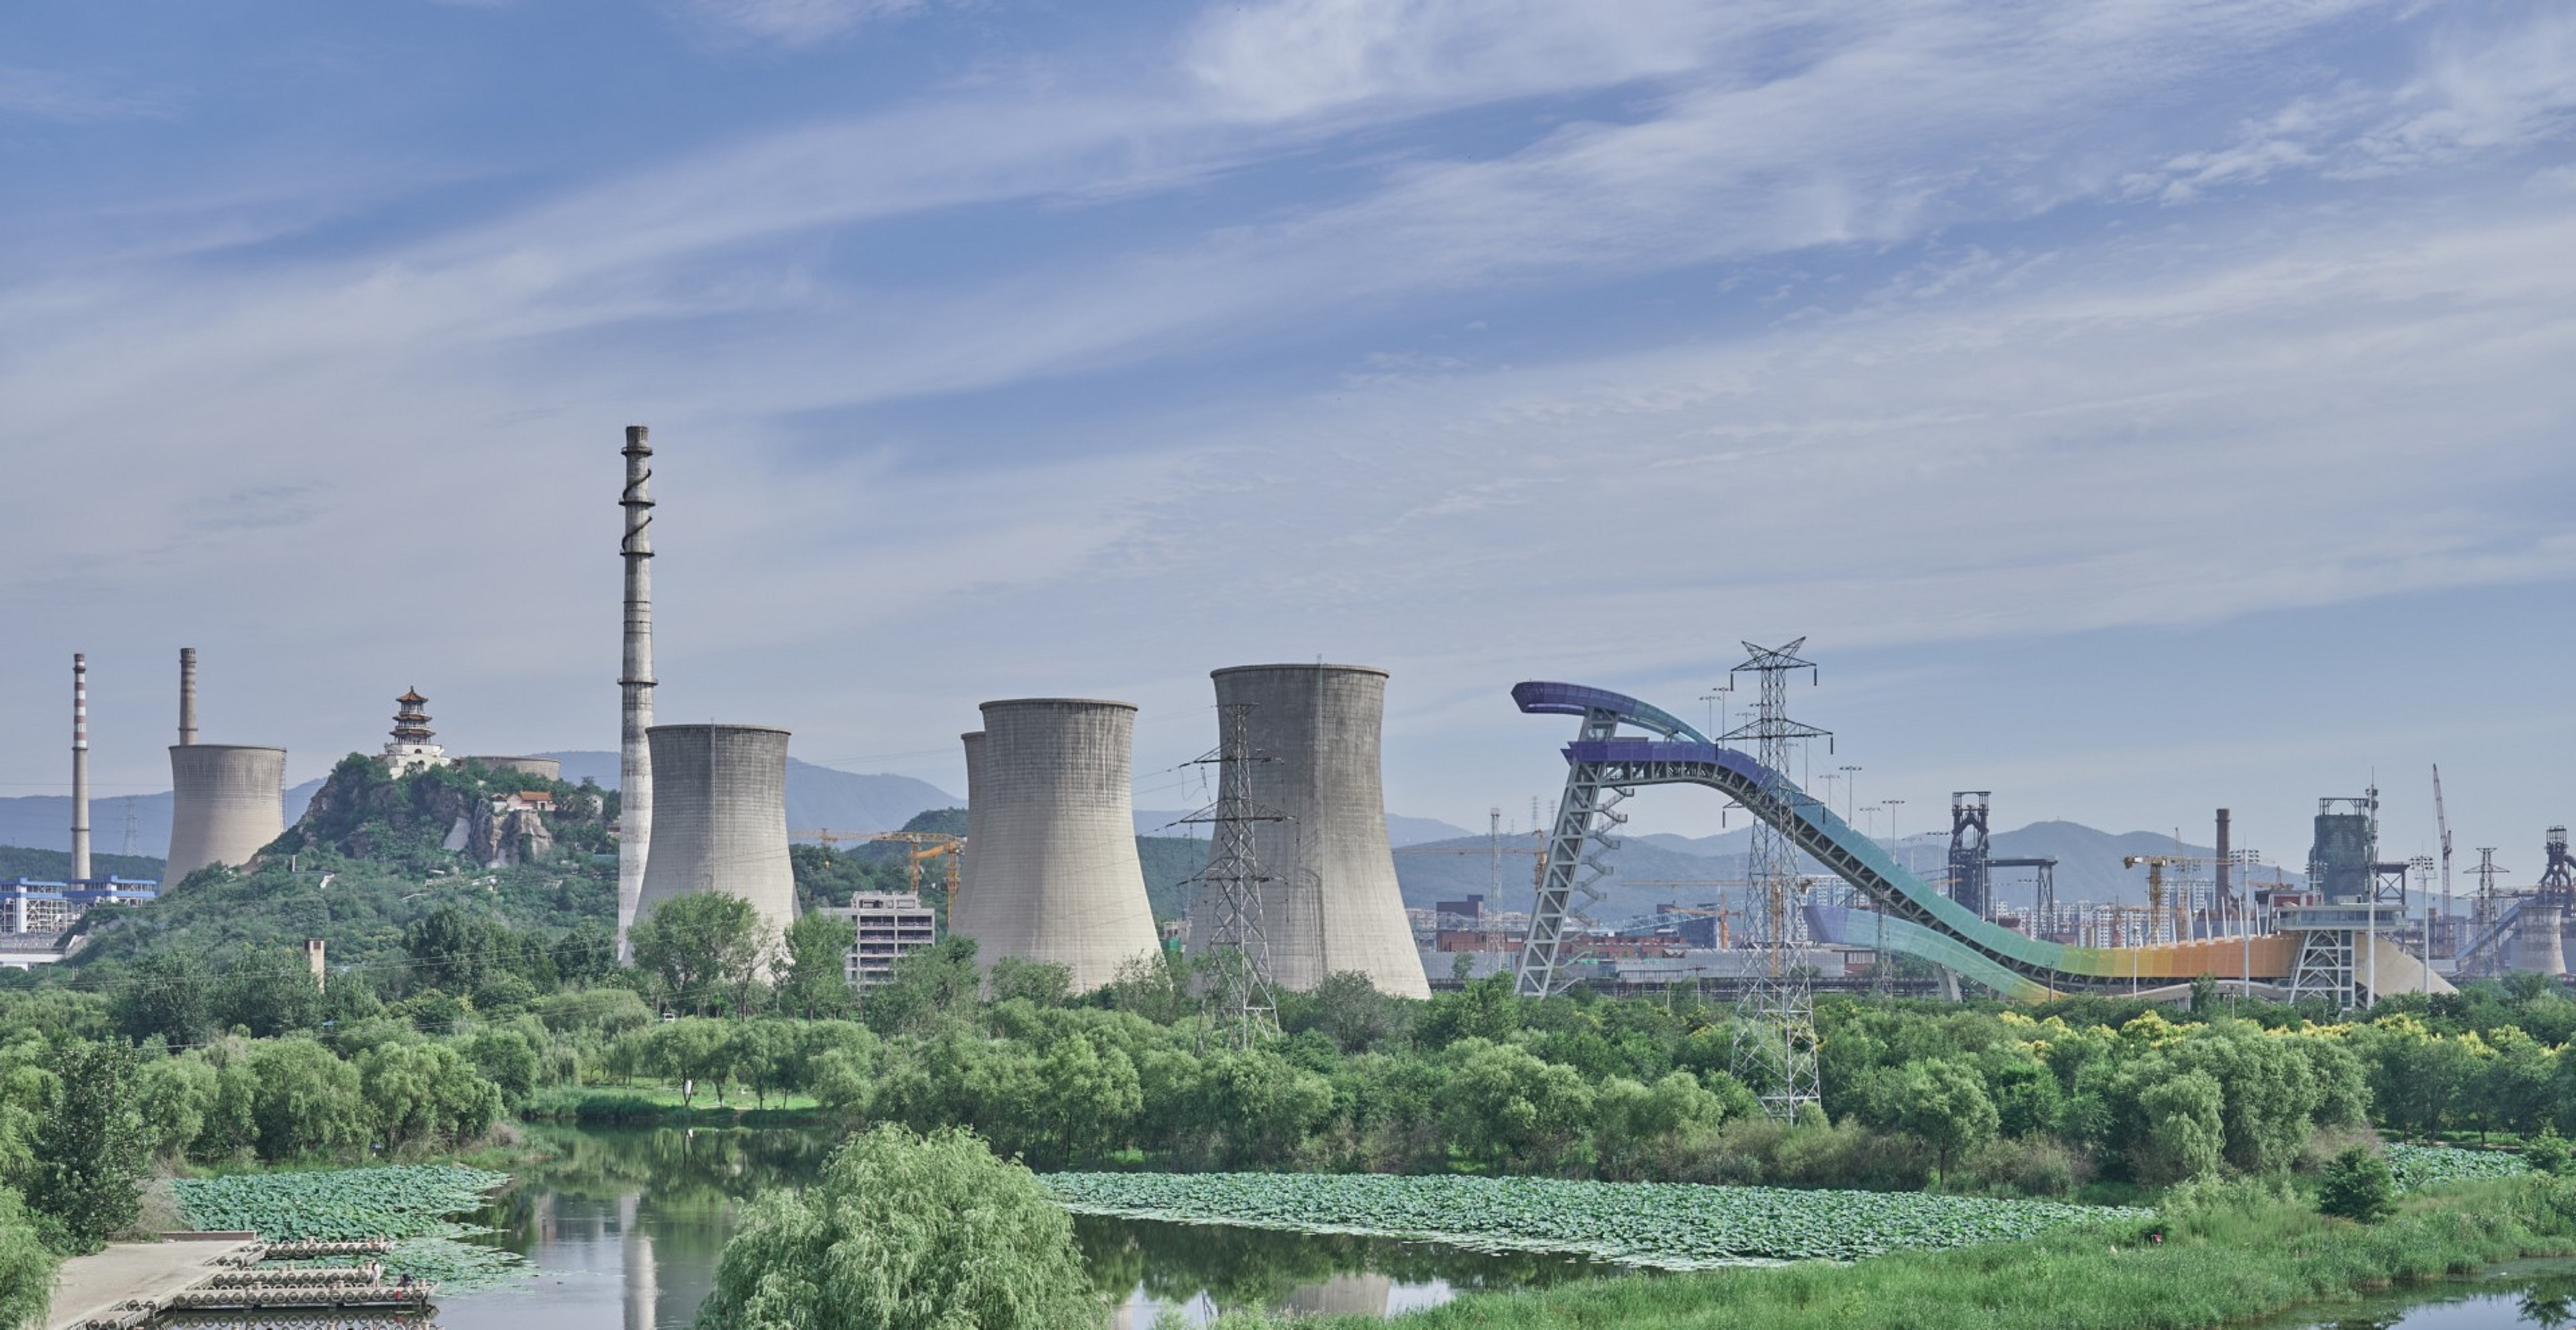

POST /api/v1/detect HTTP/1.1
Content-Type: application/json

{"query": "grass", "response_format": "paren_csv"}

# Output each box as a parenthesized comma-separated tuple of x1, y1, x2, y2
(1188, 1175, 2576, 1330)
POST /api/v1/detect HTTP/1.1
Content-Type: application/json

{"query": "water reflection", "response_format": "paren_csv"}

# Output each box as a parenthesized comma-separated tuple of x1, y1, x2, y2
(2249, 1264, 2576, 1329)
(1074, 1213, 1629, 1326)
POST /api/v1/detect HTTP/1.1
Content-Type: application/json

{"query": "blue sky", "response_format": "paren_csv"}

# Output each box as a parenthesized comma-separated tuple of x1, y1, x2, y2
(3, 0, 2571, 877)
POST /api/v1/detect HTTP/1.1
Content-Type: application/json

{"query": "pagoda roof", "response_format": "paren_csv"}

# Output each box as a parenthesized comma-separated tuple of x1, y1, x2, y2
(397, 688, 428, 704)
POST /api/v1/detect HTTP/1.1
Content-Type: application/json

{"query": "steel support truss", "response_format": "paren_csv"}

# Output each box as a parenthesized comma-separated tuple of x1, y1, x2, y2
(1515, 705, 1630, 997)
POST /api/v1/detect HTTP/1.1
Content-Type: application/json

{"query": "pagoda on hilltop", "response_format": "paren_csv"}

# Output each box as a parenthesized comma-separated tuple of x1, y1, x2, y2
(383, 688, 449, 777)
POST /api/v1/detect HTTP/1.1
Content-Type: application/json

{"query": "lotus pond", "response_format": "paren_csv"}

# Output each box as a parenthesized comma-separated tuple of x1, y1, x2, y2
(1045, 1170, 2150, 1268)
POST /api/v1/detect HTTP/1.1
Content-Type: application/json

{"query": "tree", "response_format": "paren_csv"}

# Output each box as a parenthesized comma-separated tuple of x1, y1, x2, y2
(772, 913, 856, 1019)
(356, 1043, 503, 1149)
(695, 1125, 1096, 1330)
(403, 907, 498, 994)
(631, 894, 767, 1015)
(2317, 1145, 2397, 1223)
(1890, 1057, 1998, 1181)
(110, 953, 210, 1046)
(2129, 1068, 2227, 1185)
(1440, 1039, 1595, 1175)
(0, 1188, 57, 1330)
(28, 1040, 148, 1252)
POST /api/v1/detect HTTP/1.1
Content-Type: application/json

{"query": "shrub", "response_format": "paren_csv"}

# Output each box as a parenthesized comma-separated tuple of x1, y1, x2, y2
(2317, 1145, 2397, 1223)
(695, 1125, 1095, 1330)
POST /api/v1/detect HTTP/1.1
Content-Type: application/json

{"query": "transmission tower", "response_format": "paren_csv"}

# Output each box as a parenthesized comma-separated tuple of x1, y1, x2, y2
(1183, 704, 1285, 1048)
(1722, 639, 1831, 1118)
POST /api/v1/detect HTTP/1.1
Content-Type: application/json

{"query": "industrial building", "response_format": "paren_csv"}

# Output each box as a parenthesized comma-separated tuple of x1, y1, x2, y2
(1185, 663, 1430, 999)
(164, 648, 287, 886)
(951, 699, 1159, 993)
(829, 892, 939, 987)
(635, 723, 798, 946)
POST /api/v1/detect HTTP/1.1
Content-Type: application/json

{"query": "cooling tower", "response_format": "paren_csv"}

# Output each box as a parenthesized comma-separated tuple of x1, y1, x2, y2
(2515, 903, 2568, 977)
(1186, 664, 1430, 999)
(165, 744, 286, 884)
(958, 730, 987, 909)
(463, 756, 563, 780)
(635, 724, 796, 945)
(950, 700, 1158, 993)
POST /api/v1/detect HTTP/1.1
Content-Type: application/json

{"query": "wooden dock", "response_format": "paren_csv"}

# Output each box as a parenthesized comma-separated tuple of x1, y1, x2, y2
(45, 1234, 431, 1330)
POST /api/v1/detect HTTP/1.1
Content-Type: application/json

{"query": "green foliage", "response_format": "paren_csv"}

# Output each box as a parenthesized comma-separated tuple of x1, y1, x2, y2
(2383, 1142, 2529, 1189)
(696, 1125, 1096, 1330)
(26, 1041, 147, 1252)
(357, 1041, 504, 1148)
(631, 893, 768, 1015)
(1044, 1171, 2147, 1266)
(773, 911, 857, 1019)
(2316, 1145, 2397, 1223)
(0, 1188, 59, 1330)
(1890, 1058, 1999, 1180)
(2530, 1129, 2574, 1177)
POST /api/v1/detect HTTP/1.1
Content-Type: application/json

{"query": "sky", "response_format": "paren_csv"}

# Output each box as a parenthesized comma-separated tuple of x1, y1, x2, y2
(2, 0, 2571, 880)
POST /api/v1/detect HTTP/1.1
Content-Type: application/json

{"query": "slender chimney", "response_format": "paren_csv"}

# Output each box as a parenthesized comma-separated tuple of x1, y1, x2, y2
(2215, 808, 2232, 919)
(71, 654, 90, 883)
(304, 937, 328, 990)
(178, 647, 198, 747)
(617, 426, 657, 958)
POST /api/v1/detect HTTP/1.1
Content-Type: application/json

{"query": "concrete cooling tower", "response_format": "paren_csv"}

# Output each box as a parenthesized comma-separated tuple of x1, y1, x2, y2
(958, 730, 987, 909)
(163, 647, 286, 885)
(166, 745, 287, 885)
(1186, 664, 1429, 999)
(950, 700, 1158, 993)
(636, 724, 797, 945)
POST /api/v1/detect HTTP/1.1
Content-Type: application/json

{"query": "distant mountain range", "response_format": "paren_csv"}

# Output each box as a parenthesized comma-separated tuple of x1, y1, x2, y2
(0, 751, 958, 860)
(1133, 810, 1478, 846)
(1401, 819, 2303, 923)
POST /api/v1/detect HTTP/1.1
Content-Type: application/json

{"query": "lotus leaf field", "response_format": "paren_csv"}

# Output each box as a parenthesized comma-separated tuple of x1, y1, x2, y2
(2385, 1143, 2530, 1191)
(172, 1165, 523, 1292)
(1043, 1172, 2149, 1268)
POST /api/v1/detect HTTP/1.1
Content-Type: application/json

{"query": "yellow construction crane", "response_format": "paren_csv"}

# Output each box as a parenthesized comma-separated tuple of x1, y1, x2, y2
(790, 829, 967, 902)
(2121, 854, 2217, 945)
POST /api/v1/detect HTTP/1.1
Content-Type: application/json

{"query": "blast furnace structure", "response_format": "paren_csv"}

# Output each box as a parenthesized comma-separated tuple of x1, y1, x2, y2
(951, 699, 1158, 993)
(1186, 664, 1430, 999)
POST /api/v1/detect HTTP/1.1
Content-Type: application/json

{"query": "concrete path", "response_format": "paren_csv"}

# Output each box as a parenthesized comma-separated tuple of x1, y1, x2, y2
(45, 1236, 257, 1330)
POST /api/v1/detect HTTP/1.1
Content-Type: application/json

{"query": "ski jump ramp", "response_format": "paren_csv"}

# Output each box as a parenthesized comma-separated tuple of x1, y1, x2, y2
(1512, 681, 2447, 1002)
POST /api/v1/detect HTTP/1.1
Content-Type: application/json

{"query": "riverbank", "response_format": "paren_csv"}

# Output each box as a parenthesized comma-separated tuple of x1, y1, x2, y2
(1201, 1176, 2576, 1330)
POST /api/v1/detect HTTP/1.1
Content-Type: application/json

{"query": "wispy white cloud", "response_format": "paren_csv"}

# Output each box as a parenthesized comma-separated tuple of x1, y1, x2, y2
(0, 65, 164, 121)
(678, 0, 932, 46)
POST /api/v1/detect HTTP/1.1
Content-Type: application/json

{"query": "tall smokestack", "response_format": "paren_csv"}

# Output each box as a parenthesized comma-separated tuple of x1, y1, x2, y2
(617, 426, 657, 957)
(2214, 808, 2232, 919)
(178, 647, 198, 747)
(71, 654, 90, 882)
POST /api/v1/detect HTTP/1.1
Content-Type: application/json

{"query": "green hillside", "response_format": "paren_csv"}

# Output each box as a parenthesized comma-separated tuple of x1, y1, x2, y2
(0, 847, 165, 882)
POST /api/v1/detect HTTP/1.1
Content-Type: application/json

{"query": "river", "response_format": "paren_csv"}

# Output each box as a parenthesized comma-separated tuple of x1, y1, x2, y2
(431, 1126, 1622, 1328)
(166, 1126, 2576, 1328)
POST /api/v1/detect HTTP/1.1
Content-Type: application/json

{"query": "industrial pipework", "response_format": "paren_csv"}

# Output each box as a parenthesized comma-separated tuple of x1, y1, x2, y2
(952, 700, 1158, 993)
(1186, 664, 1430, 999)
(618, 426, 657, 957)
